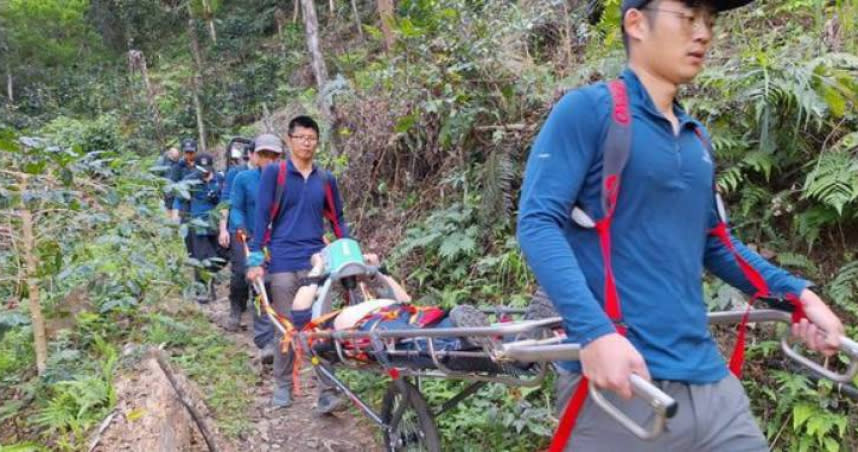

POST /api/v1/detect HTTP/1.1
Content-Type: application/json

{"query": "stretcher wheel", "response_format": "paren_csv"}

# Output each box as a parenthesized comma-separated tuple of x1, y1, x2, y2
(381, 379, 441, 452)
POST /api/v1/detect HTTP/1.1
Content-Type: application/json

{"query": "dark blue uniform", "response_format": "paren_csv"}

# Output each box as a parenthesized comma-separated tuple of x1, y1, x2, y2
(173, 169, 228, 302)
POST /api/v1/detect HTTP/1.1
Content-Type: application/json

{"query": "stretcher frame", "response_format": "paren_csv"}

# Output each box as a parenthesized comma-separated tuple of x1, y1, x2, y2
(249, 261, 858, 451)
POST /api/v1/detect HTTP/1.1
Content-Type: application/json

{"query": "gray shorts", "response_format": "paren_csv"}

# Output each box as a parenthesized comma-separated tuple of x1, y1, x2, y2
(555, 371, 769, 452)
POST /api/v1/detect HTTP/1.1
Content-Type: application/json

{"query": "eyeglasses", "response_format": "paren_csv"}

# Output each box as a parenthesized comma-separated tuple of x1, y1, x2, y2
(289, 134, 318, 143)
(643, 7, 717, 33)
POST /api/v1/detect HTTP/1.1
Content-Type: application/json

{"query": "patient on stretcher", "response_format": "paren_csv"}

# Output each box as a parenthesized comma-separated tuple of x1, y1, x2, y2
(291, 253, 495, 352)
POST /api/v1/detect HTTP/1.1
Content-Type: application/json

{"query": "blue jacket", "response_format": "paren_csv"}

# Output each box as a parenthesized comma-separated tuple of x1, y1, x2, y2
(173, 171, 224, 236)
(517, 68, 809, 384)
(154, 153, 178, 178)
(221, 163, 249, 205)
(229, 167, 260, 235)
(250, 160, 349, 273)
(169, 159, 196, 183)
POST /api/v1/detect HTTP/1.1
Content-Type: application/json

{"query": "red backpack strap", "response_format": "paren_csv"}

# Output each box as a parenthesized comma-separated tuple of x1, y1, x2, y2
(695, 126, 806, 376)
(263, 160, 288, 246)
(550, 79, 632, 452)
(600, 80, 633, 221)
(321, 170, 345, 239)
(596, 79, 632, 328)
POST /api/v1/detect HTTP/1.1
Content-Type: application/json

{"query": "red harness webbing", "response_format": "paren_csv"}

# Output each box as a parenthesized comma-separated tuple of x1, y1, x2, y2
(548, 80, 630, 452)
(547, 79, 806, 452)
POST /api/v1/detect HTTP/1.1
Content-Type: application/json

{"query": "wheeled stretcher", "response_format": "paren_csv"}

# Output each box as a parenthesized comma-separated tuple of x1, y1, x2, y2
(247, 240, 858, 452)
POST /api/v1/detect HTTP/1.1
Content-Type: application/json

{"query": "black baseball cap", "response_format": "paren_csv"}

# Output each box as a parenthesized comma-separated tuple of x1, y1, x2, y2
(194, 153, 215, 173)
(622, 0, 754, 14)
(181, 138, 198, 153)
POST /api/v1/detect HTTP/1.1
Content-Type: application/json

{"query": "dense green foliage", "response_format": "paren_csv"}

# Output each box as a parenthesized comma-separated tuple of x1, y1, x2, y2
(2, 0, 858, 450)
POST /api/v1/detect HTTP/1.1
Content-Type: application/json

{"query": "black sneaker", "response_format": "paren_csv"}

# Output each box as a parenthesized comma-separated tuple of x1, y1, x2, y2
(449, 305, 495, 353)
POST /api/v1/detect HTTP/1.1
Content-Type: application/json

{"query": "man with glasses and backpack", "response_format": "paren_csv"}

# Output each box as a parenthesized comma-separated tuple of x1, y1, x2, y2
(246, 116, 349, 411)
(517, 1, 844, 450)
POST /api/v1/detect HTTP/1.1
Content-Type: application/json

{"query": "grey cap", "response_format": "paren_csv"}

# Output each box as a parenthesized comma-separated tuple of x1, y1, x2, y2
(621, 0, 753, 14)
(253, 133, 284, 154)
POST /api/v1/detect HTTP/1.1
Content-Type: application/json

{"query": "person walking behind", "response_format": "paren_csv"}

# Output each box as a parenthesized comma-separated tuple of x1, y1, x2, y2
(246, 116, 349, 410)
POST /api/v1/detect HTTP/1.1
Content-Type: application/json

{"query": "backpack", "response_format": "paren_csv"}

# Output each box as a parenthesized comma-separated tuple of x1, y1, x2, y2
(261, 161, 345, 247)
(549, 79, 806, 452)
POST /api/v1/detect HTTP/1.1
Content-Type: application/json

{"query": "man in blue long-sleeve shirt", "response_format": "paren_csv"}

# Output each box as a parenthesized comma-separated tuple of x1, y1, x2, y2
(225, 134, 282, 361)
(246, 116, 349, 410)
(217, 140, 252, 330)
(173, 152, 227, 304)
(517, 0, 844, 450)
(217, 140, 253, 251)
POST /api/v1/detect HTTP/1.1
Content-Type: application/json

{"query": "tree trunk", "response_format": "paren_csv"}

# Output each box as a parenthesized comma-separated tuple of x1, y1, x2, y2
(561, 0, 573, 72)
(275, 7, 287, 54)
(293, 0, 300, 23)
(129, 50, 165, 146)
(5, 61, 12, 103)
(300, 0, 328, 90)
(187, 15, 208, 153)
(207, 20, 217, 44)
(329, 0, 335, 18)
(20, 175, 47, 376)
(376, 0, 395, 52)
(350, 0, 364, 41)
(201, 0, 217, 43)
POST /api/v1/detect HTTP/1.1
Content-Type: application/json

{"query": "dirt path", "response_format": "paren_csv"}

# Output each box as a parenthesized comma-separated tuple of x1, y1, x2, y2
(200, 295, 382, 452)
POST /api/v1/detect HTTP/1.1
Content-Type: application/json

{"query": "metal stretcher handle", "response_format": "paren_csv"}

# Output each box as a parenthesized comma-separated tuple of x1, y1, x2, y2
(710, 309, 858, 383)
(499, 343, 677, 441)
(589, 375, 677, 441)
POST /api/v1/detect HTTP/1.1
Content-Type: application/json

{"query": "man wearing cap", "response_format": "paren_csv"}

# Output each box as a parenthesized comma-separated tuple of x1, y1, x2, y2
(173, 152, 227, 304)
(224, 135, 282, 363)
(517, 0, 844, 450)
(246, 116, 349, 410)
(170, 138, 199, 187)
(170, 138, 200, 257)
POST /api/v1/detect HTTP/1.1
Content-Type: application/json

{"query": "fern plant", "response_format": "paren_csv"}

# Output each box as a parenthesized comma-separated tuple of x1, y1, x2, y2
(828, 260, 858, 316)
(480, 146, 516, 230)
(803, 131, 858, 215)
(33, 375, 114, 449)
